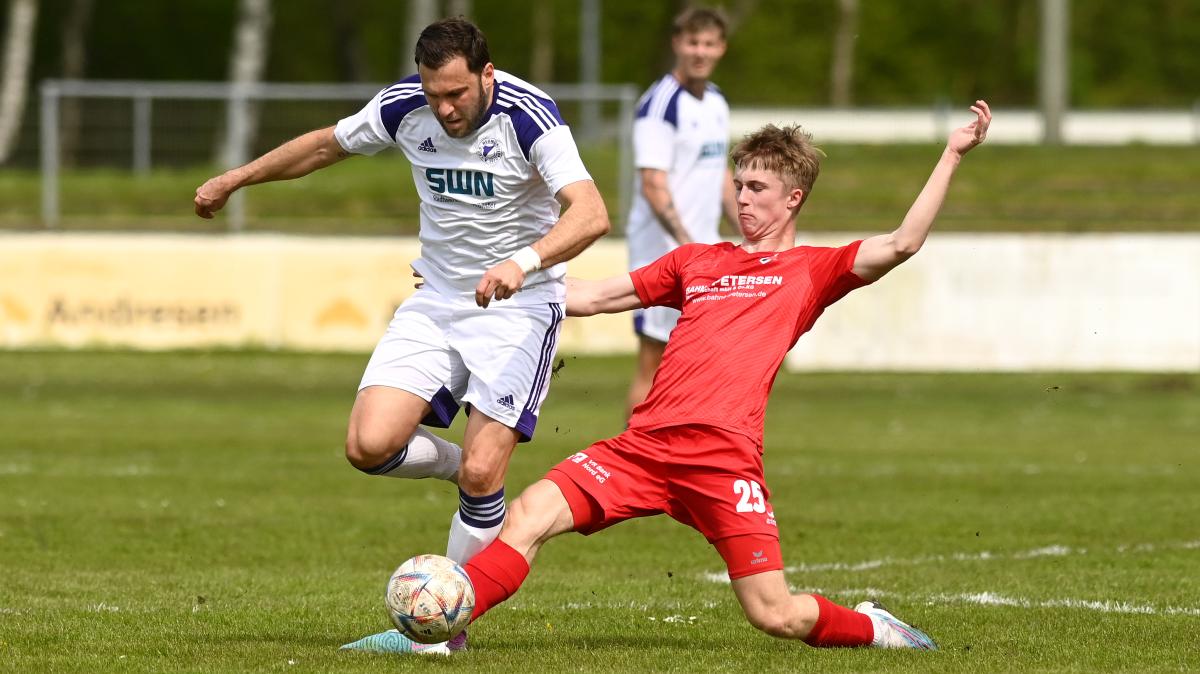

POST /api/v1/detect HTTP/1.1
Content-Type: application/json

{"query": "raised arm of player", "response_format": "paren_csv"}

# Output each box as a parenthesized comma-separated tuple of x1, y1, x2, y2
(640, 168, 693, 246)
(565, 274, 643, 317)
(193, 126, 350, 219)
(474, 179, 610, 308)
(852, 100, 991, 282)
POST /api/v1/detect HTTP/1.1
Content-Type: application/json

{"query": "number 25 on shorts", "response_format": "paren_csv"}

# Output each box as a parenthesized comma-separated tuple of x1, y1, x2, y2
(732, 479, 766, 513)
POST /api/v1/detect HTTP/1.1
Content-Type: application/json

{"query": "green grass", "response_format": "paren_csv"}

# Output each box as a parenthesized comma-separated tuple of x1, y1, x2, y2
(3, 143, 1198, 234)
(1, 351, 1198, 672)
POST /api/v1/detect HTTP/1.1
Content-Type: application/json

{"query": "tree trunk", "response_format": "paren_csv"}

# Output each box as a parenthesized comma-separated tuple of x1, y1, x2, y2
(332, 0, 368, 82)
(403, 0, 439, 76)
(0, 0, 38, 165)
(529, 0, 554, 83)
(830, 0, 859, 107)
(223, 0, 272, 168)
(60, 0, 94, 167)
(446, 0, 472, 19)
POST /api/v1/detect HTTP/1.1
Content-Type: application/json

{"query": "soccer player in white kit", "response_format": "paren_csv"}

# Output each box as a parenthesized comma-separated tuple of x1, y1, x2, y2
(624, 7, 739, 418)
(193, 18, 609, 652)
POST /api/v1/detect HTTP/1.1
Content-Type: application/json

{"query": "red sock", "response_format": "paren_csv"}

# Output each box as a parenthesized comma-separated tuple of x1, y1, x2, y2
(464, 539, 530, 622)
(802, 594, 874, 647)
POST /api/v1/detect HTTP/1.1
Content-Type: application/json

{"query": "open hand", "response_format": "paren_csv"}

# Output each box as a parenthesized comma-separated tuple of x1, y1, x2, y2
(947, 100, 991, 157)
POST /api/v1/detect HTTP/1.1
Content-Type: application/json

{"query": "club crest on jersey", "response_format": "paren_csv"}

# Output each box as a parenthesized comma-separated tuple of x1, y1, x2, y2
(473, 136, 504, 163)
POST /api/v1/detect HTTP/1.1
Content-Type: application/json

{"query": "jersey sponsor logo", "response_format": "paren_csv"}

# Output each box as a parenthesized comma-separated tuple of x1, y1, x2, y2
(417, 137, 437, 153)
(472, 136, 504, 163)
(698, 141, 725, 159)
(425, 168, 496, 197)
(685, 274, 784, 299)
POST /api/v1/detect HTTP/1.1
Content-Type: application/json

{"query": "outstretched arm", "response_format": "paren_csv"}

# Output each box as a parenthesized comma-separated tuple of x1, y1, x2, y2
(853, 100, 991, 282)
(565, 274, 643, 317)
(194, 126, 350, 219)
(475, 179, 610, 308)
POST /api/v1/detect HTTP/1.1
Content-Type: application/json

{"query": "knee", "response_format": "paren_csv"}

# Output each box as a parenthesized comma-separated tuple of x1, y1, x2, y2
(345, 424, 409, 470)
(744, 605, 792, 638)
(458, 451, 503, 495)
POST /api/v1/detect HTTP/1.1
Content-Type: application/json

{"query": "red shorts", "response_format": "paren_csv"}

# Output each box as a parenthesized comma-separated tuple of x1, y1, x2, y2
(545, 425, 783, 579)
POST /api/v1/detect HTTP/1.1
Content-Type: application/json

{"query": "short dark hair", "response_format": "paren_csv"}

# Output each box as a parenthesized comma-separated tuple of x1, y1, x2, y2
(672, 6, 728, 39)
(414, 17, 491, 73)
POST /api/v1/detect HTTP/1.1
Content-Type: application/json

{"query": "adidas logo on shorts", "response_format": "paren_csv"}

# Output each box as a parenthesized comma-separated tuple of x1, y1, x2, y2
(496, 394, 516, 411)
(418, 137, 437, 153)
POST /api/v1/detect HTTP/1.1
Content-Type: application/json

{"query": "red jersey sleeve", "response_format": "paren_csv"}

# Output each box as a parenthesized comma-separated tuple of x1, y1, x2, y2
(808, 240, 872, 307)
(630, 244, 702, 310)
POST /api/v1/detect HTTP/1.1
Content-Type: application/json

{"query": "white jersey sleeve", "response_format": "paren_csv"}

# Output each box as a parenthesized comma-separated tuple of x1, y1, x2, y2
(530, 126, 592, 196)
(633, 117, 675, 171)
(334, 77, 425, 156)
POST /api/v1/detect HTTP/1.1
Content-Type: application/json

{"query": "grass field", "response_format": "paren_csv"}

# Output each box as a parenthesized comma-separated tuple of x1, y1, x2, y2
(1, 351, 1198, 672)
(3, 143, 1199, 234)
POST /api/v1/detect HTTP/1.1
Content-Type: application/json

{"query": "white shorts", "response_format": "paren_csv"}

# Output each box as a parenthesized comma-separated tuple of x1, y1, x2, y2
(359, 288, 564, 442)
(632, 305, 681, 344)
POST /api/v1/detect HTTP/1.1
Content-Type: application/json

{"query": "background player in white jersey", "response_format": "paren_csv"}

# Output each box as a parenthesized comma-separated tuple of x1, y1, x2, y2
(193, 18, 609, 651)
(624, 7, 739, 418)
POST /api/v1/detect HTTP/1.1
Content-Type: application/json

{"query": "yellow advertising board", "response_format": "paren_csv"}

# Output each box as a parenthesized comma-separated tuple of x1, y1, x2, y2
(0, 233, 637, 353)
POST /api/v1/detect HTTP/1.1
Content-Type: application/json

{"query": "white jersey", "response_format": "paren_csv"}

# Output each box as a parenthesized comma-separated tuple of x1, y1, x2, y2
(626, 74, 729, 270)
(335, 70, 592, 303)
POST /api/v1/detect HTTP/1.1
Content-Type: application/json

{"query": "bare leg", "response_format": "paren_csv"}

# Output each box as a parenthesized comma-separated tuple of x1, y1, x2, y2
(446, 410, 521, 564)
(344, 386, 430, 469)
(730, 570, 820, 639)
(625, 335, 666, 420)
(497, 478, 577, 562)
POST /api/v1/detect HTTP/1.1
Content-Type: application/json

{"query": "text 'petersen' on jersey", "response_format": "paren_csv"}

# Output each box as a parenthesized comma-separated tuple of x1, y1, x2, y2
(332, 70, 592, 303)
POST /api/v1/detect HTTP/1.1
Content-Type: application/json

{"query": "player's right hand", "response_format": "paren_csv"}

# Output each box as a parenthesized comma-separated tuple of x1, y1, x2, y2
(194, 176, 233, 219)
(475, 260, 526, 308)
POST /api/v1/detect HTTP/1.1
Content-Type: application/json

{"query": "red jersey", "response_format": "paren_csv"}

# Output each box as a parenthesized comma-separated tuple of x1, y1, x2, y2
(628, 240, 870, 447)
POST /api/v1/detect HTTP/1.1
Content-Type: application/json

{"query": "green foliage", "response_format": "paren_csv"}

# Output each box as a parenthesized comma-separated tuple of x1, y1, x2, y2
(1, 351, 1198, 672)
(14, 0, 1200, 106)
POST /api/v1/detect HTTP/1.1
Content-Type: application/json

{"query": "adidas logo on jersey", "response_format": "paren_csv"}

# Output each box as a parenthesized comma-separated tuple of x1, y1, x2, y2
(496, 394, 516, 411)
(418, 137, 437, 153)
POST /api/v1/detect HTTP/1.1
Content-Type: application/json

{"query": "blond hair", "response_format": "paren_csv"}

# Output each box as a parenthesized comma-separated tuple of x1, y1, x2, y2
(673, 6, 728, 39)
(731, 124, 823, 207)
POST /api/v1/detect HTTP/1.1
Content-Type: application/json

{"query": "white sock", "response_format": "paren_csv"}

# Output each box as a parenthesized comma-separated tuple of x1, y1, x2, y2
(445, 488, 506, 564)
(361, 428, 461, 481)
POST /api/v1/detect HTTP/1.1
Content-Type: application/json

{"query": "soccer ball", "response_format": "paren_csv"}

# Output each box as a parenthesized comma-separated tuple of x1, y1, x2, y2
(385, 554, 475, 644)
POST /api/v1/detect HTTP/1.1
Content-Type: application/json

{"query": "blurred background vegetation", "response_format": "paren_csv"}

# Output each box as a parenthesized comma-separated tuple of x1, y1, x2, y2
(13, 0, 1199, 106)
(1, 0, 1197, 233)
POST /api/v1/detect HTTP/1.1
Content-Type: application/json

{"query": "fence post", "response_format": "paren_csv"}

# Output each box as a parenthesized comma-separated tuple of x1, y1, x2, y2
(224, 84, 249, 232)
(40, 81, 60, 229)
(616, 85, 634, 231)
(133, 92, 152, 175)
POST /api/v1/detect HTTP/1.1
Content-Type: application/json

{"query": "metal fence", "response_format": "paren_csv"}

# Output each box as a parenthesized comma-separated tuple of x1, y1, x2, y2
(39, 79, 638, 231)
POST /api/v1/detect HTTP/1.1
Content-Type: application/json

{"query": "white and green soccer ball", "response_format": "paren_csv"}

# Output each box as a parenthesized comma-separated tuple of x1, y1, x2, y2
(385, 554, 475, 644)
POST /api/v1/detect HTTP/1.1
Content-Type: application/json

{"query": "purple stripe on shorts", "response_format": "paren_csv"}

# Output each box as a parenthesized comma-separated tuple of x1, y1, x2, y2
(421, 386, 460, 428)
(516, 303, 562, 442)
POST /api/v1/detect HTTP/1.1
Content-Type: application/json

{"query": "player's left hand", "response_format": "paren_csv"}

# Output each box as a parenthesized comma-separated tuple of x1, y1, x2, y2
(947, 100, 991, 157)
(475, 260, 526, 308)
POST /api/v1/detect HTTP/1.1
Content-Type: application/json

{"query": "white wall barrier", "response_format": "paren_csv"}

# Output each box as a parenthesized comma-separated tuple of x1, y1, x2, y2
(1, 233, 1196, 371)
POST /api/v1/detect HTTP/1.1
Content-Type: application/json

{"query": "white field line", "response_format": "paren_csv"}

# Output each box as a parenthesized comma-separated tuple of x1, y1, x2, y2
(830, 589, 1200, 618)
(778, 539, 1200, 575)
(700, 539, 1200, 616)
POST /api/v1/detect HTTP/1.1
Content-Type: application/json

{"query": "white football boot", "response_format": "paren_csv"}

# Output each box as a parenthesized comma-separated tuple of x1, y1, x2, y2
(854, 600, 938, 650)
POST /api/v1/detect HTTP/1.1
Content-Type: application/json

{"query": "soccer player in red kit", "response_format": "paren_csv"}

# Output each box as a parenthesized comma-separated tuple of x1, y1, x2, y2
(378, 101, 990, 653)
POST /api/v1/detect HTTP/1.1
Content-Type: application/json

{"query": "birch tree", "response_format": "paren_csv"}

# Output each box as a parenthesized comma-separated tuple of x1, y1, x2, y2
(0, 0, 37, 164)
